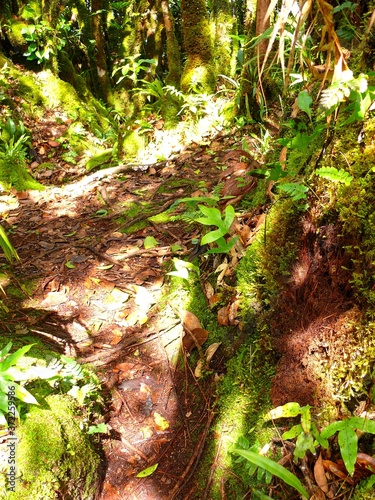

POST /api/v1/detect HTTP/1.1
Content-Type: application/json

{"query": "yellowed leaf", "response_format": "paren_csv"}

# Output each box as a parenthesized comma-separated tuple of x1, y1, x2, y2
(154, 412, 169, 431)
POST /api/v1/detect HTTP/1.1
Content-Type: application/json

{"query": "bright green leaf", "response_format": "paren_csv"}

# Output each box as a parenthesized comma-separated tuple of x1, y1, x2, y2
(338, 425, 358, 476)
(0, 344, 34, 372)
(265, 402, 301, 420)
(136, 463, 158, 478)
(315, 167, 353, 186)
(87, 423, 108, 434)
(233, 449, 309, 498)
(144, 236, 159, 249)
(297, 91, 313, 119)
(282, 424, 303, 440)
(278, 183, 309, 200)
(294, 432, 316, 461)
(300, 405, 312, 433)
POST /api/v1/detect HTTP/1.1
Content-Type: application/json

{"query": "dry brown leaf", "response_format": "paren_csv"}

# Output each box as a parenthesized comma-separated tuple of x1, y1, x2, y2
(310, 487, 326, 500)
(314, 453, 329, 493)
(182, 327, 209, 352)
(322, 460, 355, 484)
(228, 300, 240, 325)
(180, 310, 202, 331)
(205, 342, 221, 363)
(217, 305, 230, 326)
(203, 282, 215, 300)
(208, 294, 221, 308)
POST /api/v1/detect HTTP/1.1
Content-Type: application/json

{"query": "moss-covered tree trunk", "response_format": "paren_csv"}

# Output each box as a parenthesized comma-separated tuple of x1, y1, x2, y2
(91, 0, 113, 104)
(238, 0, 257, 117)
(180, 0, 216, 93)
(161, 0, 181, 87)
(212, 0, 238, 78)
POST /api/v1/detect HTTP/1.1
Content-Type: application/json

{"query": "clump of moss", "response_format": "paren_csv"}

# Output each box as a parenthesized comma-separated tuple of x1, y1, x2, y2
(0, 144, 44, 192)
(11, 394, 101, 500)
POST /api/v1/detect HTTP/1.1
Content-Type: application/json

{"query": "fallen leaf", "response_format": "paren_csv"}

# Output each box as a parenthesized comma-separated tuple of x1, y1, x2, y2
(217, 305, 230, 326)
(144, 236, 158, 249)
(204, 282, 215, 299)
(206, 342, 222, 363)
(228, 300, 240, 324)
(154, 412, 169, 431)
(134, 285, 155, 309)
(180, 310, 202, 331)
(194, 359, 204, 378)
(182, 327, 209, 352)
(41, 291, 68, 307)
(208, 294, 221, 308)
(141, 426, 154, 438)
(136, 463, 158, 478)
(314, 453, 329, 493)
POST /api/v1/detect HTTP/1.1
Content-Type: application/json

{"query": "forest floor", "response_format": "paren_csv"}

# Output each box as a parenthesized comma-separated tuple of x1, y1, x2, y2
(0, 117, 267, 499)
(1, 112, 372, 499)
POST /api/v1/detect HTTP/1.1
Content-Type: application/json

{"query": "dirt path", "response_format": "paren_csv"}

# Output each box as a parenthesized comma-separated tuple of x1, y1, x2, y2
(1, 140, 240, 499)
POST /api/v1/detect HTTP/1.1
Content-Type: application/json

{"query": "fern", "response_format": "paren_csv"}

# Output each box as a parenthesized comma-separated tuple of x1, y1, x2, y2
(278, 182, 309, 200)
(315, 166, 353, 186)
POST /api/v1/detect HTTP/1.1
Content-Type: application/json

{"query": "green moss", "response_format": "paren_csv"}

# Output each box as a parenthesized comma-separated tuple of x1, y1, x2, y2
(0, 154, 44, 192)
(212, 1, 237, 77)
(10, 395, 100, 500)
(351, 476, 375, 500)
(122, 129, 146, 159)
(180, 0, 216, 93)
(6, 20, 28, 52)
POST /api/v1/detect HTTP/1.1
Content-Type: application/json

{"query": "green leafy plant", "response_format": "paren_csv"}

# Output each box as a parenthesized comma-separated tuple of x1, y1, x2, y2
(297, 90, 313, 120)
(167, 258, 200, 280)
(320, 416, 375, 476)
(112, 55, 156, 85)
(0, 342, 64, 425)
(266, 402, 375, 477)
(278, 182, 309, 201)
(196, 204, 238, 254)
(21, 20, 66, 65)
(0, 226, 19, 262)
(265, 403, 326, 462)
(233, 436, 309, 498)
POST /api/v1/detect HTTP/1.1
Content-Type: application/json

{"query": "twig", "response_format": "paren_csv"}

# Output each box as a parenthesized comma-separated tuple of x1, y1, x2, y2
(120, 436, 149, 462)
(203, 431, 223, 499)
(114, 388, 136, 421)
(70, 160, 169, 186)
(170, 409, 214, 499)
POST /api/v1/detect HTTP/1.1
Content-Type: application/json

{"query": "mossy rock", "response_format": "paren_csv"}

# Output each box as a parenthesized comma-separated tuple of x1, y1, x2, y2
(7, 394, 101, 500)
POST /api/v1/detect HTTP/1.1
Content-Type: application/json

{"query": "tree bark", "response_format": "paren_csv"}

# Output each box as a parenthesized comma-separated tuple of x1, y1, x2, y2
(212, 0, 238, 78)
(161, 0, 181, 87)
(91, 0, 113, 104)
(180, 0, 216, 93)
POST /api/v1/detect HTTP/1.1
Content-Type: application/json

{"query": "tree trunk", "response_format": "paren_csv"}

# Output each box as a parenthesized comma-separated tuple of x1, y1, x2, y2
(212, 0, 238, 78)
(161, 0, 181, 87)
(91, 0, 113, 104)
(180, 0, 216, 93)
